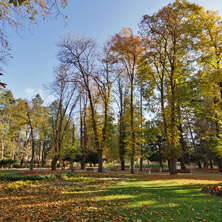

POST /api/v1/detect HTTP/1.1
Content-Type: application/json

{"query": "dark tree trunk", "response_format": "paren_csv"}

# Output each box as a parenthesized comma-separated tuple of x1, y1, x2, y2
(88, 90, 103, 172)
(30, 139, 35, 171)
(97, 149, 103, 172)
(131, 155, 135, 174)
(158, 144, 163, 170)
(81, 107, 87, 170)
(169, 159, 176, 175)
(80, 96, 85, 170)
(139, 157, 143, 172)
(130, 80, 135, 174)
(139, 81, 143, 172)
(120, 157, 125, 171)
(210, 159, 213, 169)
(20, 157, 24, 167)
(51, 156, 58, 171)
(218, 158, 222, 174)
(198, 161, 202, 169)
(118, 78, 125, 171)
(41, 141, 46, 167)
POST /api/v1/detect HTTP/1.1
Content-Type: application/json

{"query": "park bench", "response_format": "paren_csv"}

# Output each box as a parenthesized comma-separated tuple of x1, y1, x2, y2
(176, 169, 191, 174)
(86, 167, 97, 172)
(151, 167, 161, 172)
(111, 166, 120, 171)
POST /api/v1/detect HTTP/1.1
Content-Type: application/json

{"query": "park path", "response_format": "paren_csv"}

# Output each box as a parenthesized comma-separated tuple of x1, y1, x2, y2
(1, 167, 221, 178)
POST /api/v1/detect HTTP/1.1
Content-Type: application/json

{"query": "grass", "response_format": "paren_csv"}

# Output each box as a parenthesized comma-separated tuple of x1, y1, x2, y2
(0, 172, 222, 221)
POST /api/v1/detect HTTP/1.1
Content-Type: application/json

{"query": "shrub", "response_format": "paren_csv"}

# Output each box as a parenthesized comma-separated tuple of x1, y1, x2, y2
(202, 185, 222, 196)
(4, 180, 34, 193)
(0, 159, 17, 168)
(0, 172, 74, 181)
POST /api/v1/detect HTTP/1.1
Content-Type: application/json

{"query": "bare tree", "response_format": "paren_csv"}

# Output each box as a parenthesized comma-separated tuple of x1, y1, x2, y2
(49, 66, 79, 170)
(57, 35, 104, 172)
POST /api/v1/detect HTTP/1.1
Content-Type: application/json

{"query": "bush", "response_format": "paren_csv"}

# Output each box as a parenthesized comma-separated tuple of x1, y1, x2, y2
(0, 171, 74, 181)
(0, 159, 17, 168)
(4, 180, 35, 193)
(202, 185, 222, 196)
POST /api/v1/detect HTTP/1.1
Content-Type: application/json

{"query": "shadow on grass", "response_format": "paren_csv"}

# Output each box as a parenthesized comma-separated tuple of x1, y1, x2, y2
(1, 176, 222, 221)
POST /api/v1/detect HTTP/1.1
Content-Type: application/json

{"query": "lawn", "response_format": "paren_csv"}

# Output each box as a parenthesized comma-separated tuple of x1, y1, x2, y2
(0, 172, 222, 221)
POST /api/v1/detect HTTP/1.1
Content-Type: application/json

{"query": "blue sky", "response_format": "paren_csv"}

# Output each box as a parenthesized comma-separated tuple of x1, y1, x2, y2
(2, 0, 222, 104)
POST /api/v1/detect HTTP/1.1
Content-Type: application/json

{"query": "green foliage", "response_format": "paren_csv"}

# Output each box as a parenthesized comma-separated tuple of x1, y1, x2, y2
(0, 171, 73, 181)
(0, 158, 16, 167)
(86, 151, 98, 166)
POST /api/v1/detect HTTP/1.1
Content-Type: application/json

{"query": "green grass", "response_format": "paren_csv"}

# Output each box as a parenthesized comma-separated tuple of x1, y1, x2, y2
(0, 172, 222, 221)
(90, 180, 221, 221)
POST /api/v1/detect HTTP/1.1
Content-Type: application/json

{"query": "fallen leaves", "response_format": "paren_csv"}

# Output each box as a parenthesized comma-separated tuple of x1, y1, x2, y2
(0, 173, 222, 221)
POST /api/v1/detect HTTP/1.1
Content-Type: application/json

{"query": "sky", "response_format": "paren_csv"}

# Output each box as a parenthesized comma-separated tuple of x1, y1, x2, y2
(2, 0, 222, 104)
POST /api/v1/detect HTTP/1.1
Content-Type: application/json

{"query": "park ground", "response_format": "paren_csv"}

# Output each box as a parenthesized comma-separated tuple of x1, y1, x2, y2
(0, 169, 222, 222)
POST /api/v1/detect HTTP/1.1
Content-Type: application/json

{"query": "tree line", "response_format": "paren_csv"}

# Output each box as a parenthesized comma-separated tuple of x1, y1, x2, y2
(1, 0, 222, 175)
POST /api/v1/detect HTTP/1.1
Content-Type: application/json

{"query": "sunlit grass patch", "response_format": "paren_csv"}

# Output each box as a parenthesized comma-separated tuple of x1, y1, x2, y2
(0, 173, 222, 221)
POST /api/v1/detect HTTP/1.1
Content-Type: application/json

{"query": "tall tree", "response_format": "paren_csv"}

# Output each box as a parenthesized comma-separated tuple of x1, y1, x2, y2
(196, 10, 222, 173)
(57, 35, 105, 172)
(110, 28, 143, 174)
(140, 0, 202, 174)
(49, 66, 79, 170)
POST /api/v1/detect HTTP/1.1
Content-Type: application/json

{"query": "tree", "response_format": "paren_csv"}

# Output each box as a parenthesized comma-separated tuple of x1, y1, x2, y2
(0, 0, 67, 27)
(110, 28, 143, 174)
(0, 89, 15, 160)
(57, 35, 106, 172)
(25, 94, 45, 170)
(49, 66, 79, 170)
(140, 0, 202, 174)
(196, 9, 222, 173)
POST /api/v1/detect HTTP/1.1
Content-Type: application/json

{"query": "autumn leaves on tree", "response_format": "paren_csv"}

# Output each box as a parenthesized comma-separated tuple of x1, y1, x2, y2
(1, 0, 222, 175)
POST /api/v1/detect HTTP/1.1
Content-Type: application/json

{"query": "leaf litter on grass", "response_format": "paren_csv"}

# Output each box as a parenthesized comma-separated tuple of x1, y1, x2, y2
(0, 173, 222, 221)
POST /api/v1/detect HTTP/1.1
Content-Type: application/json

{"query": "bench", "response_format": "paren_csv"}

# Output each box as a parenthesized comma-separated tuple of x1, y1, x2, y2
(111, 167, 120, 171)
(86, 167, 97, 172)
(151, 167, 161, 172)
(176, 169, 191, 174)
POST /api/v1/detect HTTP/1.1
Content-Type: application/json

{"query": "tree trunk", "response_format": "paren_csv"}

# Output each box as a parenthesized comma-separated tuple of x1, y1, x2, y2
(97, 149, 103, 172)
(130, 80, 135, 174)
(118, 78, 125, 171)
(178, 107, 186, 170)
(131, 155, 135, 174)
(51, 156, 58, 171)
(42, 141, 46, 167)
(180, 155, 186, 170)
(30, 139, 35, 171)
(81, 107, 87, 170)
(218, 158, 222, 174)
(38, 142, 41, 168)
(120, 157, 125, 171)
(88, 90, 102, 172)
(70, 158, 74, 172)
(139, 157, 143, 172)
(1, 140, 4, 160)
(20, 157, 24, 167)
(169, 159, 176, 175)
(139, 81, 143, 172)
(80, 96, 84, 170)
(158, 144, 163, 170)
